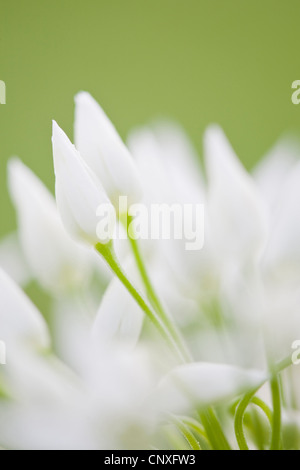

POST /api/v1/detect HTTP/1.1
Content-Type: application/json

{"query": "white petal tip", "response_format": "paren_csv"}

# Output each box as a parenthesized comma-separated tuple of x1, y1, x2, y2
(75, 91, 93, 104)
(7, 157, 22, 178)
(52, 120, 61, 137)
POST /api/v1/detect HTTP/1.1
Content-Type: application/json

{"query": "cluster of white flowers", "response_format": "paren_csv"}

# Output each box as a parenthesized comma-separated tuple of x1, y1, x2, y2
(0, 92, 300, 450)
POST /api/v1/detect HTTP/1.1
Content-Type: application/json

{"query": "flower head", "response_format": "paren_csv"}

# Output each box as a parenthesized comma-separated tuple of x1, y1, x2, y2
(1, 93, 300, 451)
(75, 92, 142, 208)
(52, 121, 114, 246)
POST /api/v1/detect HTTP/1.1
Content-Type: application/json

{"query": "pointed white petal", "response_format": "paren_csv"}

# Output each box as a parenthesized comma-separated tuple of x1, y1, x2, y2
(155, 362, 266, 413)
(52, 121, 114, 245)
(0, 269, 50, 350)
(75, 92, 142, 207)
(205, 125, 268, 268)
(8, 158, 92, 292)
(128, 122, 204, 205)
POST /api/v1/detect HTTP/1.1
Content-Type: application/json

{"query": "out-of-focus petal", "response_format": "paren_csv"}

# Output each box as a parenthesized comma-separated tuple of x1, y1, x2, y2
(205, 125, 268, 269)
(128, 123, 209, 294)
(264, 161, 300, 276)
(92, 279, 143, 351)
(92, 257, 143, 350)
(154, 362, 266, 413)
(253, 137, 300, 212)
(0, 269, 50, 351)
(0, 232, 30, 286)
(8, 158, 92, 292)
(128, 122, 204, 205)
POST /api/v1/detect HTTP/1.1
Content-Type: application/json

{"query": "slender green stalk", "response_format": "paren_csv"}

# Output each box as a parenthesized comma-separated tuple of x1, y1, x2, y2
(96, 241, 232, 449)
(275, 355, 293, 375)
(179, 416, 211, 450)
(95, 242, 186, 362)
(171, 416, 201, 450)
(235, 395, 273, 450)
(234, 354, 294, 451)
(199, 408, 231, 450)
(251, 397, 273, 426)
(270, 375, 282, 450)
(234, 389, 258, 450)
(179, 416, 207, 441)
(124, 216, 192, 361)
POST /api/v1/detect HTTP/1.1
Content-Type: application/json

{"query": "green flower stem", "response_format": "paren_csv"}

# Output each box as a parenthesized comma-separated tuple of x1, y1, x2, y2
(95, 241, 186, 363)
(199, 408, 231, 450)
(235, 396, 272, 450)
(171, 415, 202, 450)
(96, 241, 231, 448)
(275, 355, 293, 375)
(179, 416, 211, 450)
(270, 374, 282, 450)
(251, 397, 273, 426)
(123, 216, 192, 362)
(234, 388, 258, 450)
(234, 353, 293, 451)
(179, 416, 207, 441)
(127, 232, 231, 448)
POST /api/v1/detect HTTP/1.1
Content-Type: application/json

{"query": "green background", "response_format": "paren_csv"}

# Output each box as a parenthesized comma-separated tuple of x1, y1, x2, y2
(1, 0, 300, 238)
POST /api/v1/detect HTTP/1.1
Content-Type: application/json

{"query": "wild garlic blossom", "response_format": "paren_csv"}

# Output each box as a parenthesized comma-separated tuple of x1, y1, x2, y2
(0, 92, 300, 450)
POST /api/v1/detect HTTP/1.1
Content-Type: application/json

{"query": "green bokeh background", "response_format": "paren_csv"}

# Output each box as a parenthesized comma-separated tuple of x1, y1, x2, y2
(1, 0, 300, 239)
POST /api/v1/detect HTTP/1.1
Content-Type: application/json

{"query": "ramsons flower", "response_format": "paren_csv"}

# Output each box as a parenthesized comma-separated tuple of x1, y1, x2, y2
(1, 92, 300, 451)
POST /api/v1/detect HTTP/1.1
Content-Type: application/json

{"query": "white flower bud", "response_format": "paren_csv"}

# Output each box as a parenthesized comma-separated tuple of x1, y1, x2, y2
(75, 92, 142, 208)
(52, 121, 115, 246)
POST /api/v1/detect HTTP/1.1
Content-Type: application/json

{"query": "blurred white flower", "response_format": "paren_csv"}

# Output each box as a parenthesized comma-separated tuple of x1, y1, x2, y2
(92, 258, 144, 351)
(253, 136, 300, 213)
(1, 93, 300, 450)
(204, 125, 268, 272)
(0, 268, 49, 352)
(8, 158, 92, 292)
(0, 232, 30, 286)
(155, 362, 267, 414)
(0, 271, 156, 450)
(128, 123, 211, 300)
